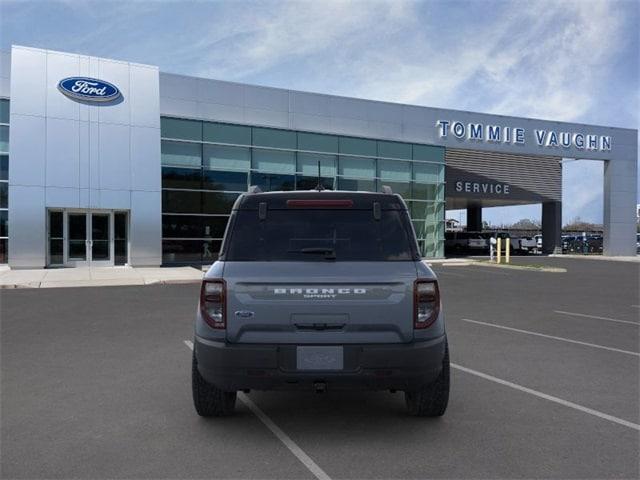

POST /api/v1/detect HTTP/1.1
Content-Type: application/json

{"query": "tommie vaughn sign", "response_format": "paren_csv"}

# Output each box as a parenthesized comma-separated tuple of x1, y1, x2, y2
(436, 120, 612, 152)
(58, 77, 121, 102)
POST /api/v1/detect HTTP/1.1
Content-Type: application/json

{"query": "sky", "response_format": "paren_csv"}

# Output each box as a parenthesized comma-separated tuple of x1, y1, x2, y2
(1, 0, 638, 226)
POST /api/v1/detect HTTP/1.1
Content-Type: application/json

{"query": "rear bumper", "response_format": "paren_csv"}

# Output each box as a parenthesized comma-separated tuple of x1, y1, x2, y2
(194, 335, 447, 392)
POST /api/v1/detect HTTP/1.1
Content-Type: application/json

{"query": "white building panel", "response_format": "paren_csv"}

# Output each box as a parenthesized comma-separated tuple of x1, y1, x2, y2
(98, 122, 130, 191)
(8, 185, 46, 267)
(198, 78, 244, 106)
(46, 117, 80, 188)
(8, 114, 45, 186)
(46, 186, 79, 208)
(46, 51, 81, 121)
(130, 125, 160, 191)
(130, 65, 160, 128)
(97, 60, 130, 126)
(10, 47, 46, 117)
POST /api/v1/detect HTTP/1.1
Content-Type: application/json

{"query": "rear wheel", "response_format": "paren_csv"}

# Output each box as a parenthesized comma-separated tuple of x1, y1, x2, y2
(405, 341, 450, 417)
(192, 351, 237, 417)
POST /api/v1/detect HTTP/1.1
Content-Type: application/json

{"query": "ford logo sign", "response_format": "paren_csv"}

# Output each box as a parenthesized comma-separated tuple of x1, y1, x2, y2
(57, 77, 121, 102)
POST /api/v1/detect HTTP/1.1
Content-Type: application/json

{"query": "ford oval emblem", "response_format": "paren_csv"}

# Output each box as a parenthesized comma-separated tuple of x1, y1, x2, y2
(235, 310, 255, 319)
(57, 77, 121, 102)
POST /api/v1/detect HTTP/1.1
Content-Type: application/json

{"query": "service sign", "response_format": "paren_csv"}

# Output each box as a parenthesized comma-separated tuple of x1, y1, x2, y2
(58, 77, 121, 102)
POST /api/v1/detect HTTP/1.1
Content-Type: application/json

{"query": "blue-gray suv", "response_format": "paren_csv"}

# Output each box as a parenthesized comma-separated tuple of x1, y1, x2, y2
(192, 189, 449, 416)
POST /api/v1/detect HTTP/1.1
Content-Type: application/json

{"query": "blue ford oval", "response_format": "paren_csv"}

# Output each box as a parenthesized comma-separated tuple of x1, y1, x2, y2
(58, 77, 121, 102)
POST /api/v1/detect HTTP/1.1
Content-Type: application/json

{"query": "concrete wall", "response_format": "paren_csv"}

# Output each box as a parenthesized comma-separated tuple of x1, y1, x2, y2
(8, 46, 161, 267)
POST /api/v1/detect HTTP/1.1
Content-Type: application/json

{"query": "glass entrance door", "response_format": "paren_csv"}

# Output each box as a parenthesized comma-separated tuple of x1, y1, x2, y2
(90, 213, 111, 265)
(51, 210, 128, 267)
(67, 213, 88, 266)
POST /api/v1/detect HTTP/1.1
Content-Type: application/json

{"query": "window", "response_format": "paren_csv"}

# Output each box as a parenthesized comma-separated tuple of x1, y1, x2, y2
(250, 172, 295, 192)
(162, 190, 202, 214)
(203, 122, 250, 145)
(0, 210, 7, 237)
(412, 183, 440, 201)
(413, 163, 443, 183)
(296, 176, 334, 190)
(252, 127, 296, 149)
(252, 149, 295, 174)
(0, 155, 7, 181)
(161, 117, 202, 141)
(339, 137, 376, 157)
(0, 183, 7, 209)
(0, 126, 8, 154)
(163, 215, 203, 238)
(162, 239, 206, 264)
(337, 178, 376, 192)
(0, 99, 8, 124)
(202, 216, 229, 238)
(203, 145, 250, 171)
(225, 209, 417, 262)
(378, 160, 411, 182)
(413, 144, 445, 163)
(378, 141, 411, 160)
(114, 212, 128, 266)
(162, 167, 201, 190)
(297, 153, 336, 177)
(159, 116, 445, 262)
(297, 132, 338, 153)
(202, 170, 247, 192)
(202, 192, 240, 214)
(338, 156, 375, 179)
(161, 141, 201, 167)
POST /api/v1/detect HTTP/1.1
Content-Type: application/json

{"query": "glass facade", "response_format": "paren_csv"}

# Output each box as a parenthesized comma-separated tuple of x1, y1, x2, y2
(160, 117, 445, 265)
(0, 99, 8, 264)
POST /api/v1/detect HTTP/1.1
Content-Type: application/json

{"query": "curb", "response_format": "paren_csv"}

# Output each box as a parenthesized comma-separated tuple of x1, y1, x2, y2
(0, 278, 202, 289)
(471, 262, 566, 273)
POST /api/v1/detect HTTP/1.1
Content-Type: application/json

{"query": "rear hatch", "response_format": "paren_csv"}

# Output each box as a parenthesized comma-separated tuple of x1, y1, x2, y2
(219, 192, 420, 344)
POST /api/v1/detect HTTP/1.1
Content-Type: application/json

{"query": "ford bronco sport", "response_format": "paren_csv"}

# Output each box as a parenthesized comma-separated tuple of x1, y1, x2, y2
(192, 189, 449, 417)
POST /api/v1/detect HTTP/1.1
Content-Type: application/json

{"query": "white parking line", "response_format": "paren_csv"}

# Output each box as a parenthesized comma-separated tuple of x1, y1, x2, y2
(451, 363, 640, 431)
(554, 310, 639, 326)
(184, 340, 331, 480)
(461, 318, 640, 357)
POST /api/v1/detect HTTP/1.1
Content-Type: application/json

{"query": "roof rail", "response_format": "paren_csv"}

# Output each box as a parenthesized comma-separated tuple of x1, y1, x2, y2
(248, 185, 262, 194)
(380, 185, 393, 194)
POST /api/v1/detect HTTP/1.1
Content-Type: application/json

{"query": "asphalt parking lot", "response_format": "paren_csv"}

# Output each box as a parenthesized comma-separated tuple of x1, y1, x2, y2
(1, 257, 639, 479)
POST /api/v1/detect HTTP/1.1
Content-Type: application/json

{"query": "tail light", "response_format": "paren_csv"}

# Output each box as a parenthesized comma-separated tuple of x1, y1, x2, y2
(414, 279, 440, 329)
(200, 279, 226, 329)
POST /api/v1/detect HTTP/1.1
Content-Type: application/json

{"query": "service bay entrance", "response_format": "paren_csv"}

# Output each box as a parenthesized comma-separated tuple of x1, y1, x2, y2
(47, 210, 129, 267)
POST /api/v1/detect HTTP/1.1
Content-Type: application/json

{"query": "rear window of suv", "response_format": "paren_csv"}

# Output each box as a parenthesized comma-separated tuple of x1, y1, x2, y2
(223, 208, 419, 261)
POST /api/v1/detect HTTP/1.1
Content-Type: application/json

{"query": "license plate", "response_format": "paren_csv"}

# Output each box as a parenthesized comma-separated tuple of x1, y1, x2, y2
(296, 346, 343, 371)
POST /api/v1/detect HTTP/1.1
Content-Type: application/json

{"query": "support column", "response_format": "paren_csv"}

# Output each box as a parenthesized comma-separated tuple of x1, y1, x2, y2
(466, 205, 482, 232)
(542, 201, 562, 254)
(603, 155, 637, 256)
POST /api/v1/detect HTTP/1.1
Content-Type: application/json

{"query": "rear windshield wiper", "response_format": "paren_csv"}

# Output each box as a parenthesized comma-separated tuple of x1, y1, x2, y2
(291, 247, 337, 259)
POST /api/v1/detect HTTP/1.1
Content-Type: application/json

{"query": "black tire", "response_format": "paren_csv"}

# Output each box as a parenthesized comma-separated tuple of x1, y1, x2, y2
(405, 340, 450, 417)
(192, 351, 237, 417)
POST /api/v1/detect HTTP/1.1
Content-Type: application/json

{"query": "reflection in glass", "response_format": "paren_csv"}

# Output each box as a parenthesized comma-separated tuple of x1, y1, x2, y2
(114, 213, 128, 265)
(250, 173, 295, 192)
(91, 214, 110, 261)
(68, 214, 86, 260)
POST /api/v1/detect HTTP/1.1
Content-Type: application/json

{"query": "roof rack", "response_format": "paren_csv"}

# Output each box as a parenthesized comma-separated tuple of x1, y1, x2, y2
(248, 185, 262, 194)
(381, 185, 393, 194)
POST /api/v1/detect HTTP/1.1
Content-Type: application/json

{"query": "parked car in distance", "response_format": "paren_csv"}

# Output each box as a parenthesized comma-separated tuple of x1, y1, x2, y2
(192, 189, 450, 417)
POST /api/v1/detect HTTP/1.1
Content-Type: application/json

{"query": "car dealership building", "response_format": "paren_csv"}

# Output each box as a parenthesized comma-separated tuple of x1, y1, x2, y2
(0, 45, 637, 268)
